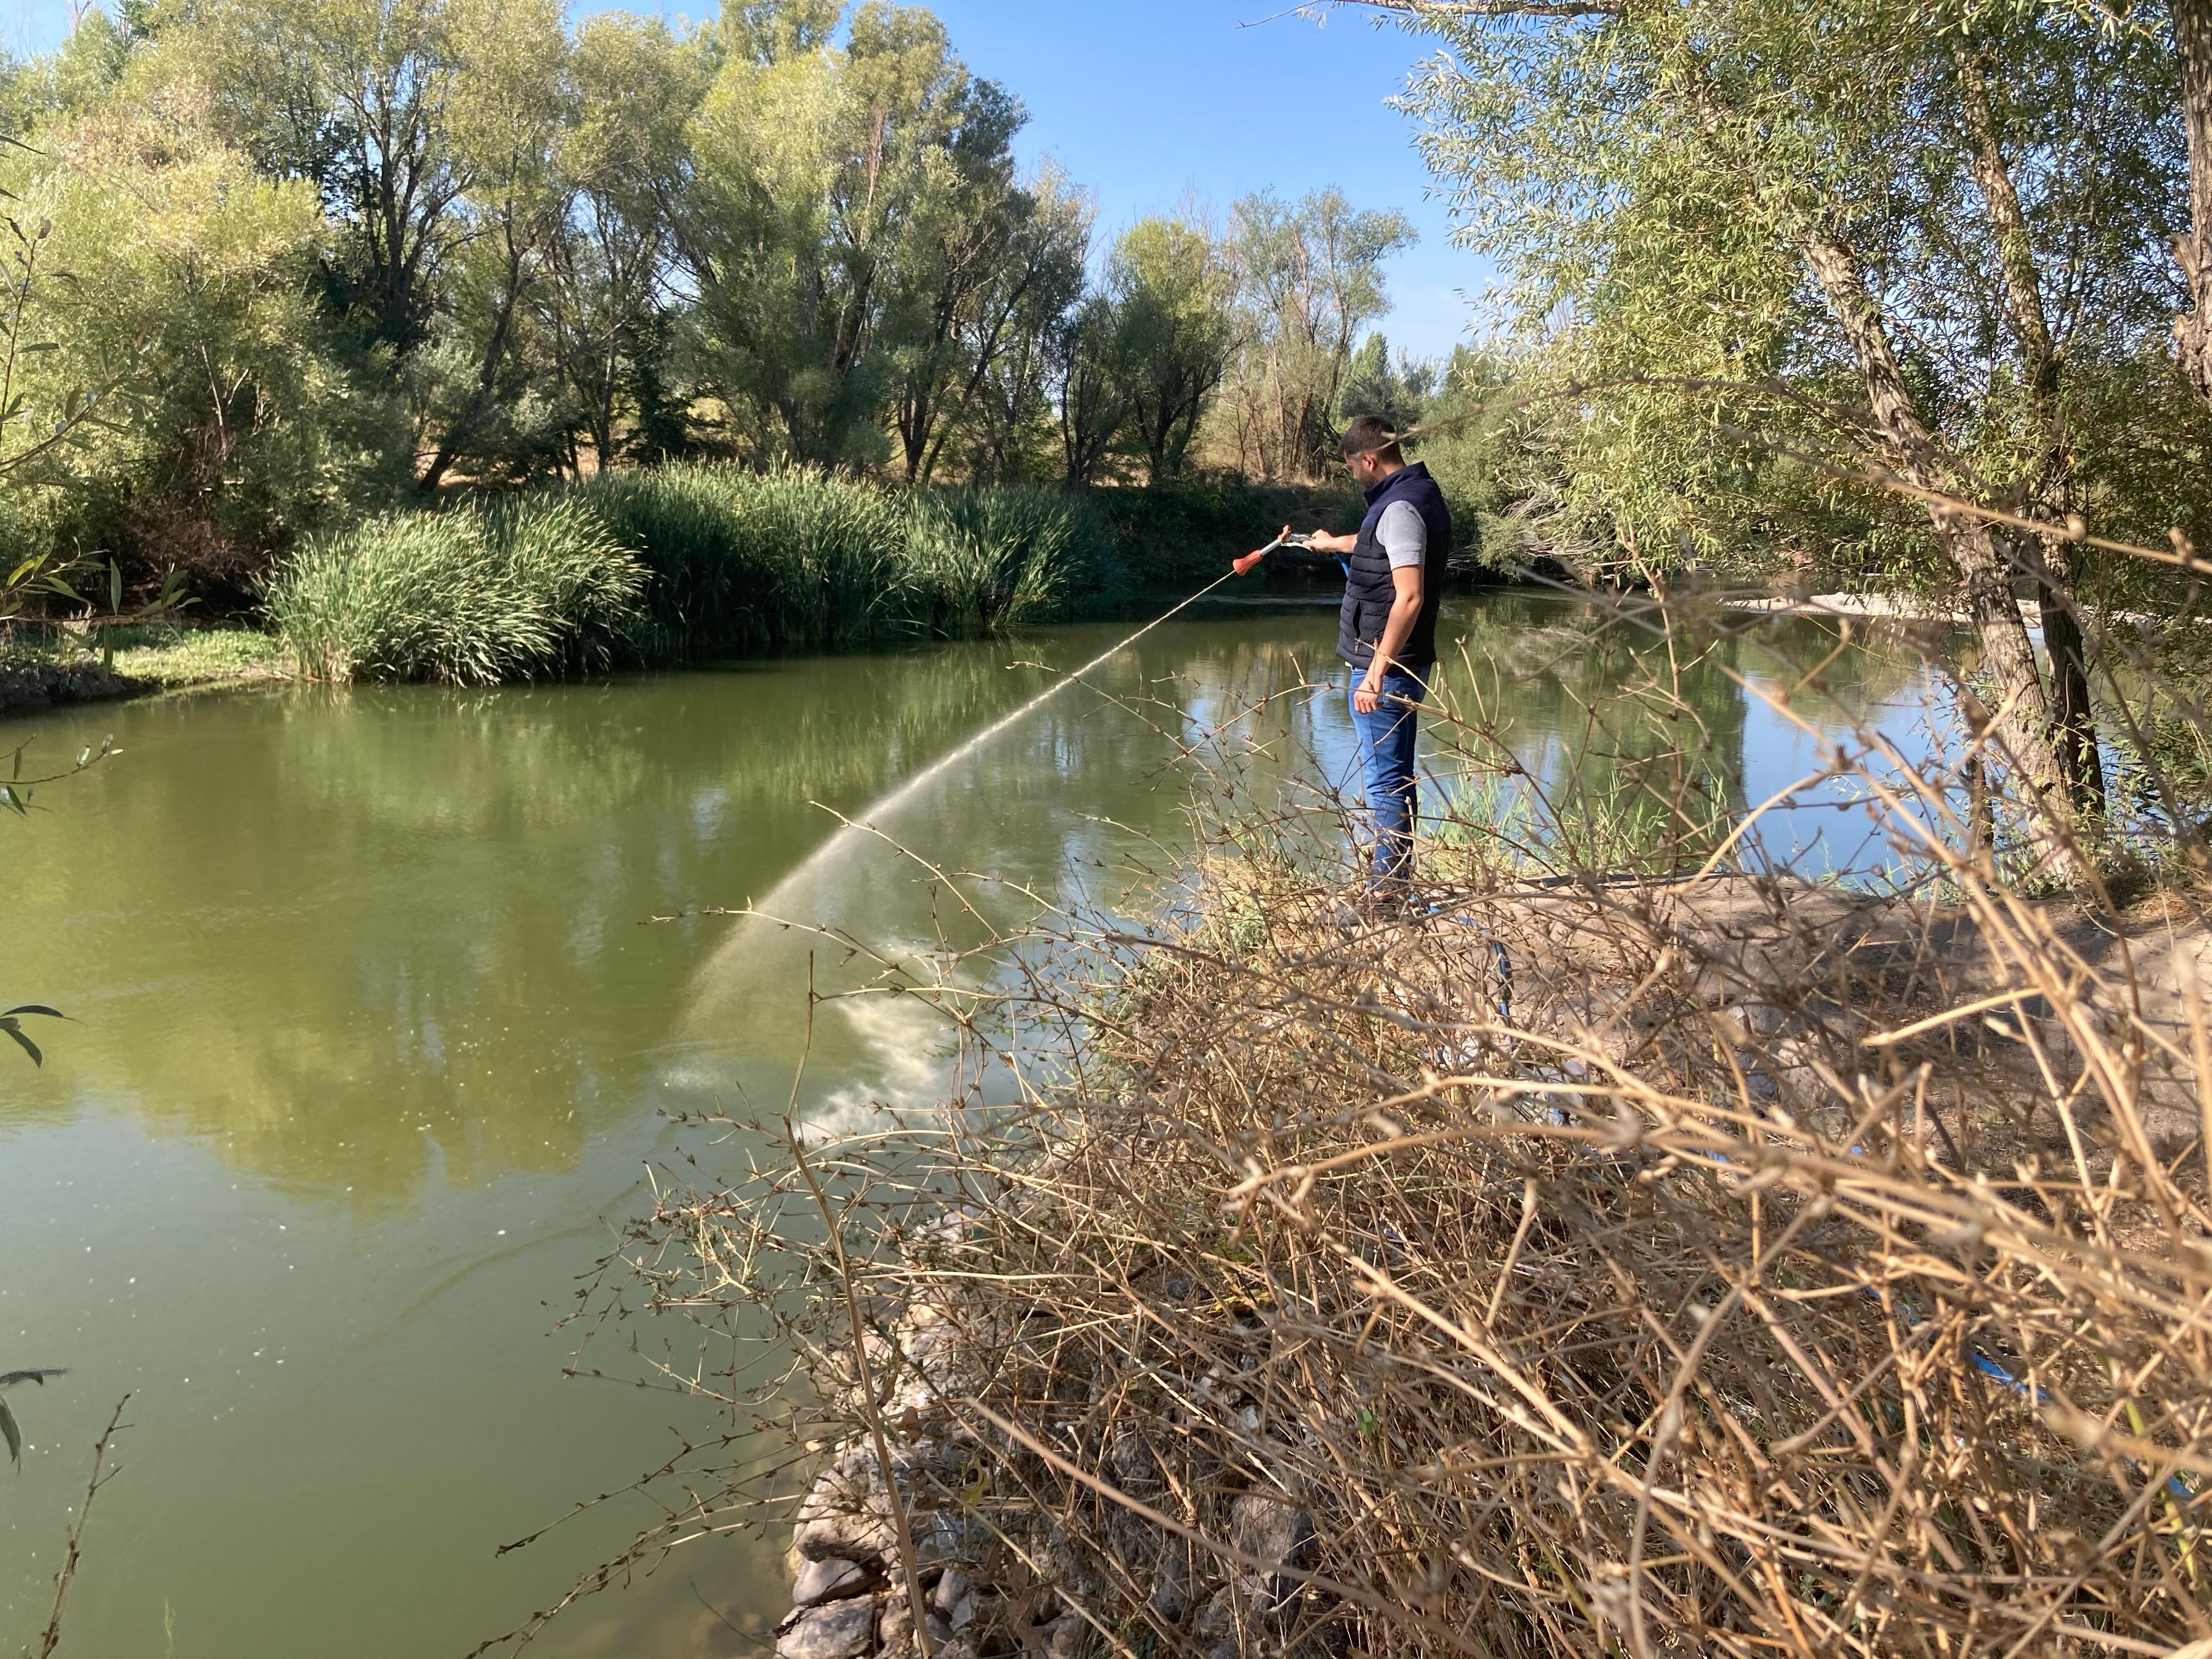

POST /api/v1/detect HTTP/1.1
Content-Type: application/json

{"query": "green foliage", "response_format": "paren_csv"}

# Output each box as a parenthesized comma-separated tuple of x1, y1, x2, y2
(905, 484, 1118, 629)
(582, 464, 1116, 651)
(1211, 189, 1417, 482)
(1389, 0, 2207, 588)
(577, 465, 906, 654)
(1092, 476, 1364, 590)
(2, 74, 408, 596)
(265, 498, 646, 684)
(1107, 217, 1238, 483)
(0, 0, 1444, 623)
(264, 464, 1124, 681)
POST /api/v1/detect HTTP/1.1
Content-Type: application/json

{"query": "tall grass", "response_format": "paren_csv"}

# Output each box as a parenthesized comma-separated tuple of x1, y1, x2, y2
(904, 485, 1116, 633)
(267, 467, 1124, 684)
(267, 498, 646, 685)
(576, 466, 907, 658)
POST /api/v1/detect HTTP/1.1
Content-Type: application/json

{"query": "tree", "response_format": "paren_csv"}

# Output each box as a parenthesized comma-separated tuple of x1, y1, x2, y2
(1336, 331, 1436, 433)
(1054, 292, 1128, 488)
(955, 168, 1091, 481)
(2175, 0, 2212, 403)
(676, 2, 1036, 471)
(545, 13, 706, 471)
(1368, 0, 2202, 869)
(1106, 216, 1237, 483)
(179, 0, 475, 357)
(888, 160, 1090, 484)
(1218, 188, 1414, 481)
(413, 0, 573, 489)
(4, 68, 406, 596)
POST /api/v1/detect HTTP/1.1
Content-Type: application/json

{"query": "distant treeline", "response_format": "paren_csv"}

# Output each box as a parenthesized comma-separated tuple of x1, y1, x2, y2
(0, 0, 1500, 613)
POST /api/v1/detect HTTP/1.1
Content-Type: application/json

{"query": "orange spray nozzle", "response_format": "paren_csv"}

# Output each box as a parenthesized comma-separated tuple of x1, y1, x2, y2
(1232, 532, 1310, 577)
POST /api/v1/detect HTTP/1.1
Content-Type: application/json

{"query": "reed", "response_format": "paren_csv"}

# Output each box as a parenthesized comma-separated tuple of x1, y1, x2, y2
(904, 484, 1118, 633)
(266, 498, 646, 685)
(574, 465, 907, 657)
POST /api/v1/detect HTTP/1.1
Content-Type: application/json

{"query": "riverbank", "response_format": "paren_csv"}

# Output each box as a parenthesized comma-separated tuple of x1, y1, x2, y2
(631, 851, 2212, 1659)
(0, 627, 289, 718)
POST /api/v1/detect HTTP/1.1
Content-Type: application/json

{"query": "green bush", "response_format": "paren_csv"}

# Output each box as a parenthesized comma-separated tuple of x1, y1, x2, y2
(266, 498, 646, 685)
(1091, 476, 1365, 590)
(578, 465, 1116, 654)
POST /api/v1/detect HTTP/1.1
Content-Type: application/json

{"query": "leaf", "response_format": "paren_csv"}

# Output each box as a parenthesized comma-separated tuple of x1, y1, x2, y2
(0, 1019, 42, 1067)
(0, 1396, 18, 1469)
(1, 1006, 63, 1019)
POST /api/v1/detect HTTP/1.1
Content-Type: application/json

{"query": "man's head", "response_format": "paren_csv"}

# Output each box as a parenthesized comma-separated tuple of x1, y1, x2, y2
(1339, 416, 1407, 487)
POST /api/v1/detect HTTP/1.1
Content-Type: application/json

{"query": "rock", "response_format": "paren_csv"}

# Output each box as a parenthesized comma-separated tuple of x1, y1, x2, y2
(797, 1506, 895, 1564)
(1195, 1585, 1237, 1643)
(877, 1592, 952, 1659)
(932, 1570, 978, 1630)
(775, 1595, 878, 1659)
(794, 1556, 875, 1607)
(794, 1448, 894, 1563)
(906, 1508, 993, 1572)
(1231, 1494, 1314, 1584)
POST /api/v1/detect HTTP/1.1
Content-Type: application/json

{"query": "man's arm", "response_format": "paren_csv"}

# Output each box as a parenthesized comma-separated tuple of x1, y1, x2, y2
(1355, 565, 1425, 713)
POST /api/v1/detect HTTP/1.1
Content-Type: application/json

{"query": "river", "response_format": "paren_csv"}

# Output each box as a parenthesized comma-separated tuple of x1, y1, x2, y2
(2, 592, 1931, 1657)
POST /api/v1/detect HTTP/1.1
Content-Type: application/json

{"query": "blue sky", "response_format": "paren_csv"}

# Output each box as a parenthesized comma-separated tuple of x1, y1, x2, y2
(1, 0, 1494, 359)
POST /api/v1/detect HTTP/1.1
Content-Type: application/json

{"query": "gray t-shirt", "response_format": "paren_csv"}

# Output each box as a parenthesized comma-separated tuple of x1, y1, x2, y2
(1377, 500, 1427, 570)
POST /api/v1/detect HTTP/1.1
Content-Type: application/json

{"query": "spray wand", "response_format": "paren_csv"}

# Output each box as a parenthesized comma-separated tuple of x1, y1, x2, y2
(1231, 530, 1316, 578)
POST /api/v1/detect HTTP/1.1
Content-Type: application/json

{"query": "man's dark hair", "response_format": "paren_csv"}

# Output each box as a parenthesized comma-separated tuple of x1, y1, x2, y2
(1339, 416, 1405, 464)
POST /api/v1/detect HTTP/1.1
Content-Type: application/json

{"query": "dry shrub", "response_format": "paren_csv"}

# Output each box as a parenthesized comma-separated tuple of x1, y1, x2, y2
(511, 575, 2212, 1659)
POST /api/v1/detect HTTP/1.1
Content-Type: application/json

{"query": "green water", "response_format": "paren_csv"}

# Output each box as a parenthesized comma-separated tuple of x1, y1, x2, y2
(1, 594, 1928, 1657)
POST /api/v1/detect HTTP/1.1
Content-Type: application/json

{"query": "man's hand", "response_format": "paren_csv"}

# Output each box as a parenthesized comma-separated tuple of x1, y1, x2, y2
(1354, 566, 1425, 716)
(1307, 529, 1356, 555)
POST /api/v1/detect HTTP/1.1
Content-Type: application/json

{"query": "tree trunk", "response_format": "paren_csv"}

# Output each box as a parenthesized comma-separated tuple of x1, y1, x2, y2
(1799, 230, 2083, 878)
(2176, 0, 2212, 402)
(419, 237, 528, 493)
(1954, 43, 2106, 817)
(2032, 531, 2106, 810)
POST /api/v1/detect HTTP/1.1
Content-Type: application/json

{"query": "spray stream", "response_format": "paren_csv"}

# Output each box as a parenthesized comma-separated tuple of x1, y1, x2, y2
(746, 539, 1305, 922)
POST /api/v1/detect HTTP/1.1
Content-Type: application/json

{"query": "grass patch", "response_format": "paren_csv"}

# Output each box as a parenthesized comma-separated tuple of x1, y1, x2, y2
(104, 625, 288, 687)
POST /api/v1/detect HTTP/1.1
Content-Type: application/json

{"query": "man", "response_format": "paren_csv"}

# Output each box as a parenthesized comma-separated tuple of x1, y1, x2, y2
(1296, 416, 1452, 898)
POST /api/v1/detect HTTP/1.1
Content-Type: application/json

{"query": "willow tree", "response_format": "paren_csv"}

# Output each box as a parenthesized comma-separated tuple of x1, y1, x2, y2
(2172, 0, 2212, 400)
(1351, 0, 2199, 866)
(1218, 188, 1413, 482)
(676, 1, 1045, 471)
(1107, 216, 1238, 483)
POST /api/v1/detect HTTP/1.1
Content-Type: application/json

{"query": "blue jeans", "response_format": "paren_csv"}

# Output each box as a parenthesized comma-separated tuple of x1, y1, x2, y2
(1348, 665, 1427, 890)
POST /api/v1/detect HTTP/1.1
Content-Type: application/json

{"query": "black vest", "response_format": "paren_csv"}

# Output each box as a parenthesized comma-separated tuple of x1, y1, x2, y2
(1337, 461, 1452, 670)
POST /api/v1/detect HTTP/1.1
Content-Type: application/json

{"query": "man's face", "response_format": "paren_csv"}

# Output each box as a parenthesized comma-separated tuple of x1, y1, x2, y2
(1347, 450, 1383, 487)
